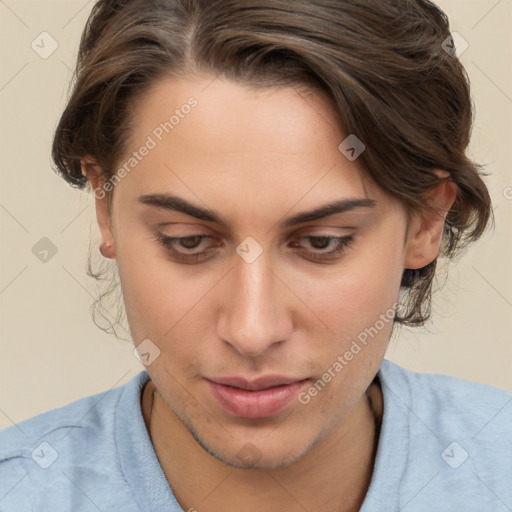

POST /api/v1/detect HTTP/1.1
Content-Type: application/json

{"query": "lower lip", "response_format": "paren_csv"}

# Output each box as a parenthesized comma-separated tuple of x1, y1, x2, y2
(205, 379, 309, 419)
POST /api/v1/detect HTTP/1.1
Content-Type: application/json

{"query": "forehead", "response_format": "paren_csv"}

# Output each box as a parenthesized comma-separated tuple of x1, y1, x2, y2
(114, 74, 391, 223)
(128, 75, 345, 164)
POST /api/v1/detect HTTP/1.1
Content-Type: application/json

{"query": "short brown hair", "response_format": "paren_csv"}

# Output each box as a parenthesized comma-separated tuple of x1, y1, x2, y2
(52, 0, 493, 331)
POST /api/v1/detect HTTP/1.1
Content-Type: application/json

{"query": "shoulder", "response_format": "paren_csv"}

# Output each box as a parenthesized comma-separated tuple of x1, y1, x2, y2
(371, 359, 512, 509)
(1, 377, 126, 459)
(0, 370, 150, 511)
(378, 359, 512, 435)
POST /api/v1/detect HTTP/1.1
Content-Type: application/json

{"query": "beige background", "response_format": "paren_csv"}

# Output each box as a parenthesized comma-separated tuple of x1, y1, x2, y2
(0, 0, 511, 429)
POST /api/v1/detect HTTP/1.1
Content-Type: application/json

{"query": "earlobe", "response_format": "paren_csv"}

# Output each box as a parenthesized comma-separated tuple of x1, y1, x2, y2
(81, 156, 117, 261)
(403, 177, 457, 270)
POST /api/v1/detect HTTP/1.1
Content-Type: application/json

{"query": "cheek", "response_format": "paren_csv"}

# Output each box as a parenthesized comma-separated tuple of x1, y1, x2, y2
(115, 234, 177, 341)
(293, 228, 404, 391)
(301, 233, 403, 337)
(116, 236, 223, 350)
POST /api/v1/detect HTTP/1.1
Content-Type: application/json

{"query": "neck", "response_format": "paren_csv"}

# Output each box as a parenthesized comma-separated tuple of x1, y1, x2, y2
(141, 378, 382, 512)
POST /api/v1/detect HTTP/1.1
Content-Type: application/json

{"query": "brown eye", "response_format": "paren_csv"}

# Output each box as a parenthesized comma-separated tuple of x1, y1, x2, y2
(155, 233, 355, 264)
(291, 235, 355, 261)
(156, 234, 216, 263)
(176, 235, 204, 250)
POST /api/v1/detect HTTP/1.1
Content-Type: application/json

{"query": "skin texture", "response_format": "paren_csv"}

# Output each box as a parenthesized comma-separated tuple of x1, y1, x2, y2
(82, 74, 456, 511)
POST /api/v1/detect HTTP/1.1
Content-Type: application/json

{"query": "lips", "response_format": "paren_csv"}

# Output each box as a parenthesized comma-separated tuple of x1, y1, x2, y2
(204, 375, 310, 419)
(209, 375, 305, 391)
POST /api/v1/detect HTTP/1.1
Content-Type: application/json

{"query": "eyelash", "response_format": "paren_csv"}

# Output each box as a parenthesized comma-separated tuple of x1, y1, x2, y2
(155, 233, 355, 263)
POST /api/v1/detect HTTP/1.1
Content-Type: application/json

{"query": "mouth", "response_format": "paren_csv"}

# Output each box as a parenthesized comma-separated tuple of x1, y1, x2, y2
(204, 375, 311, 419)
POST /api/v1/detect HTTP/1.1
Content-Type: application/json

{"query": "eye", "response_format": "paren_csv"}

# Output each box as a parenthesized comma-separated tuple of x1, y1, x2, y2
(155, 233, 355, 264)
(155, 234, 216, 263)
(290, 235, 355, 261)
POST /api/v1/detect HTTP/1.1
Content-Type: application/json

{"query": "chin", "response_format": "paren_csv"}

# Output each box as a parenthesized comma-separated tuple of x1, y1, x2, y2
(217, 447, 311, 470)
(193, 428, 317, 470)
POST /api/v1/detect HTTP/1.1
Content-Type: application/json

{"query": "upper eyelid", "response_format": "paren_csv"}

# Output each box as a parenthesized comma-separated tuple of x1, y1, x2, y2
(157, 224, 357, 237)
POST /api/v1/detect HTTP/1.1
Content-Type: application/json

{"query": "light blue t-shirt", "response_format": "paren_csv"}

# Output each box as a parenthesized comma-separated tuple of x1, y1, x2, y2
(1, 359, 511, 511)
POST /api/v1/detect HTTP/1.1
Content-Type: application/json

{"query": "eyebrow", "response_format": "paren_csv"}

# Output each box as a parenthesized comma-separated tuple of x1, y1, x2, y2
(138, 193, 376, 228)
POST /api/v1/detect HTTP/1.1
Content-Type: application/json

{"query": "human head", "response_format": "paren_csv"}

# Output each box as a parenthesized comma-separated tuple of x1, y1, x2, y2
(50, 0, 492, 468)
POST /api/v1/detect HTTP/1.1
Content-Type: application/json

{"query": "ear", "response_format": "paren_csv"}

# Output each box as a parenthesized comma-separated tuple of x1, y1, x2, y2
(81, 155, 117, 261)
(404, 171, 457, 270)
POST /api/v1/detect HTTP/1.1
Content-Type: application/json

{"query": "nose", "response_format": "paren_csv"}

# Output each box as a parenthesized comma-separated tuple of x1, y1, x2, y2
(216, 248, 292, 357)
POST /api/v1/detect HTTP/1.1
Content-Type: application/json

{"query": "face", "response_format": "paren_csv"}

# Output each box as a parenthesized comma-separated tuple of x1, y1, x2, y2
(88, 74, 434, 469)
